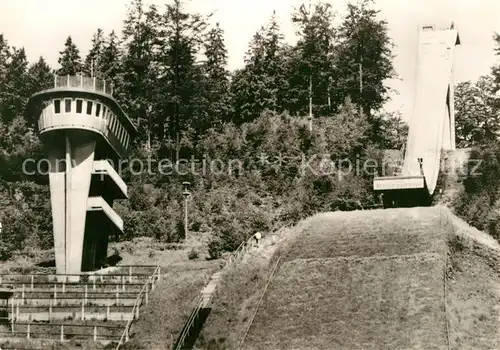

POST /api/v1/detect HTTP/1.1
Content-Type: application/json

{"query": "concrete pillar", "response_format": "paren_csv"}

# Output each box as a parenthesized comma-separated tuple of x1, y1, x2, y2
(47, 131, 96, 279)
(47, 146, 67, 276)
(67, 136, 96, 277)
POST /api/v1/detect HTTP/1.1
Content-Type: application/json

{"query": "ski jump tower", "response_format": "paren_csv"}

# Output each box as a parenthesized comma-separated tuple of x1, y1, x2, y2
(26, 75, 137, 277)
(373, 23, 461, 207)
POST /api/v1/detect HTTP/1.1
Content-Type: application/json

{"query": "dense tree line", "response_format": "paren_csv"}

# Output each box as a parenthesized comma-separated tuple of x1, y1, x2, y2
(48, 0, 395, 154)
(0, 0, 404, 259)
(0, 0, 398, 146)
(453, 33, 500, 242)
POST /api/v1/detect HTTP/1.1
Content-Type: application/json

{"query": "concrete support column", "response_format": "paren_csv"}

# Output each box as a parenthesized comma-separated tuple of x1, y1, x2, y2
(47, 131, 96, 279)
(47, 146, 67, 276)
(65, 133, 72, 275)
(66, 135, 96, 278)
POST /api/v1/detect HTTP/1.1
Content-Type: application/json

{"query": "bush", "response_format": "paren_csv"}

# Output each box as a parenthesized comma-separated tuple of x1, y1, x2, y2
(0, 108, 384, 260)
(0, 242, 13, 261)
(454, 142, 500, 242)
(208, 216, 247, 259)
(188, 249, 199, 260)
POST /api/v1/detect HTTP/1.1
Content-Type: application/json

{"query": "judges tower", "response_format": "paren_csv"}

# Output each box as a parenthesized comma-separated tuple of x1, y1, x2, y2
(26, 75, 137, 277)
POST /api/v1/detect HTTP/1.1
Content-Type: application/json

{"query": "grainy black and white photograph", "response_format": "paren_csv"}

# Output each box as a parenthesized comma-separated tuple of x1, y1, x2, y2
(0, 0, 499, 349)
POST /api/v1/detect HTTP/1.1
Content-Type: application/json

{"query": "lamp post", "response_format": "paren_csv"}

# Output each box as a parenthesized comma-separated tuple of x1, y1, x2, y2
(182, 182, 190, 241)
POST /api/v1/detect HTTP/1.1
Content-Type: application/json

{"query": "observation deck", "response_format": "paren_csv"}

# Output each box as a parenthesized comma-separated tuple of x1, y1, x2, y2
(27, 75, 137, 159)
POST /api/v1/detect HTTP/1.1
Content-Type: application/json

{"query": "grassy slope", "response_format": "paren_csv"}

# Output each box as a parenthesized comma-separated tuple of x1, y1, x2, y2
(244, 254, 446, 349)
(282, 207, 446, 261)
(194, 258, 272, 350)
(446, 213, 500, 350)
(432, 146, 500, 348)
(199, 206, 500, 350)
(195, 227, 292, 350)
(123, 264, 217, 349)
(243, 207, 449, 350)
(116, 239, 221, 349)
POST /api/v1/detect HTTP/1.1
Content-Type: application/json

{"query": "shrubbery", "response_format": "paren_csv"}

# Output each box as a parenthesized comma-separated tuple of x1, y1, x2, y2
(0, 104, 387, 260)
(0, 0, 400, 262)
(453, 142, 500, 241)
(115, 103, 383, 258)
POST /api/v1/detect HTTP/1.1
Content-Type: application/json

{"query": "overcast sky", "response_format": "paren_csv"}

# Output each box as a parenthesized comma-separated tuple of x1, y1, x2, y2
(1, 0, 499, 118)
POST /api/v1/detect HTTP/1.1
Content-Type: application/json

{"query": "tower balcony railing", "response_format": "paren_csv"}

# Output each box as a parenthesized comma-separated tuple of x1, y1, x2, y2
(54, 75, 114, 96)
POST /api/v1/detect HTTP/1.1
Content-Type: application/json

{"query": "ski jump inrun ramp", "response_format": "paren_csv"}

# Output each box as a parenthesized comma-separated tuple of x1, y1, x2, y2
(374, 24, 461, 199)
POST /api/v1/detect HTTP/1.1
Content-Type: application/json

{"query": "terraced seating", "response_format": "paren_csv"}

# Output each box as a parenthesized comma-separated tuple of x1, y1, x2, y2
(0, 321, 124, 343)
(0, 265, 160, 348)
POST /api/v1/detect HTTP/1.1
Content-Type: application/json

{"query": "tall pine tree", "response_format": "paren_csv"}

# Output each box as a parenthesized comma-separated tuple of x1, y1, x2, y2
(490, 32, 500, 117)
(335, 0, 394, 116)
(25, 57, 54, 127)
(100, 31, 123, 81)
(100, 31, 124, 103)
(291, 1, 337, 118)
(158, 0, 208, 157)
(231, 12, 288, 122)
(0, 35, 12, 124)
(492, 32, 500, 94)
(57, 36, 82, 75)
(0, 35, 10, 86)
(2, 47, 29, 124)
(201, 22, 231, 130)
(28, 57, 53, 94)
(83, 29, 105, 77)
(261, 11, 288, 113)
(122, 0, 162, 149)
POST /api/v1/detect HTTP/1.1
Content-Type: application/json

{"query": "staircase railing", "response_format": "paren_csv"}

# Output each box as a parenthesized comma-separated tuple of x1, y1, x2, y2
(238, 256, 282, 349)
(173, 293, 205, 350)
(226, 237, 252, 266)
(115, 266, 161, 349)
(173, 235, 258, 350)
(226, 224, 291, 266)
(173, 225, 292, 350)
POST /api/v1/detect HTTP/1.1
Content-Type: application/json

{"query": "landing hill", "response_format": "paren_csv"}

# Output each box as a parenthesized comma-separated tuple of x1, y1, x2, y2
(198, 206, 500, 350)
